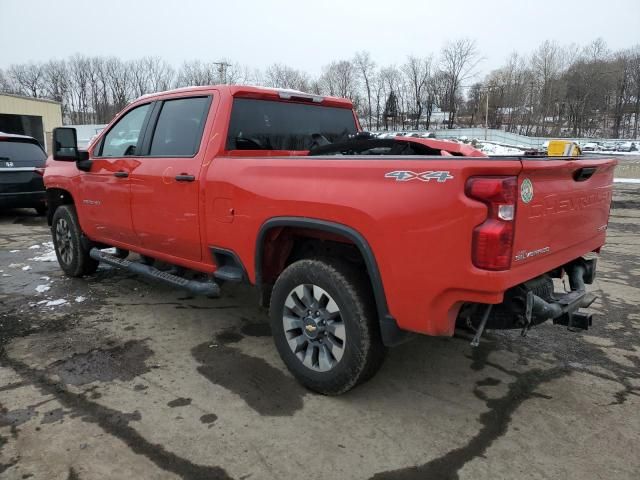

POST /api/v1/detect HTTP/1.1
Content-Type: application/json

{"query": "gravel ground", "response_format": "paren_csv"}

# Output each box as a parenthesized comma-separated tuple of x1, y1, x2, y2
(0, 180, 639, 480)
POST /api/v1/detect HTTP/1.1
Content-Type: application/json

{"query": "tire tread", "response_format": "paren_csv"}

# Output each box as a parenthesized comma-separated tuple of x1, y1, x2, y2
(269, 257, 385, 395)
(51, 204, 98, 277)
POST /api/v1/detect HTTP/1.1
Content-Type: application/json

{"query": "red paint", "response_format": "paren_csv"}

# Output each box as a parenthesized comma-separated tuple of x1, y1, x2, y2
(44, 85, 617, 336)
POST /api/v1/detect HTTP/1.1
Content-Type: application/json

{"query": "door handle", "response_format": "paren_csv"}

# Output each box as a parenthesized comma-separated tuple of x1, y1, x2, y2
(573, 167, 597, 182)
(175, 174, 195, 182)
(113, 171, 129, 178)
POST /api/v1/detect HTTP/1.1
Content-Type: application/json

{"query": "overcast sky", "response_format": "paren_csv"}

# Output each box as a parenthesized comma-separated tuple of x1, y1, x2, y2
(1, 0, 639, 78)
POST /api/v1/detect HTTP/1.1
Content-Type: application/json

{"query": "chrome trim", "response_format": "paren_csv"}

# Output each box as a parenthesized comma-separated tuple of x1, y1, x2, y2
(0, 167, 37, 172)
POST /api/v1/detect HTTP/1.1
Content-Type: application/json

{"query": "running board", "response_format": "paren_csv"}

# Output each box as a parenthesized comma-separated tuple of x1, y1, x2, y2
(90, 248, 220, 297)
(213, 265, 244, 282)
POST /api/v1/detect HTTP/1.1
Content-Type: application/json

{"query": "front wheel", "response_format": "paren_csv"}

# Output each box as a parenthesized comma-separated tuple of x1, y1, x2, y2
(51, 205, 99, 277)
(269, 258, 386, 395)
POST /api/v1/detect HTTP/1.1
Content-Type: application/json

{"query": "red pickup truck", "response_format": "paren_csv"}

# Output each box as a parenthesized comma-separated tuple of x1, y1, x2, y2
(45, 85, 616, 394)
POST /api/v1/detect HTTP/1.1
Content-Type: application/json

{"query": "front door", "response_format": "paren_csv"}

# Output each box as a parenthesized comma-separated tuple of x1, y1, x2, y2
(129, 96, 212, 263)
(77, 103, 152, 245)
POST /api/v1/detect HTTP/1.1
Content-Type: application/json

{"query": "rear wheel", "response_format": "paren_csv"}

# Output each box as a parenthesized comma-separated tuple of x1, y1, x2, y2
(51, 205, 98, 277)
(269, 258, 385, 395)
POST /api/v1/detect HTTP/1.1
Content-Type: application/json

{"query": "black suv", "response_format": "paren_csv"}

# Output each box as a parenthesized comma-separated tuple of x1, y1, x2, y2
(0, 133, 47, 214)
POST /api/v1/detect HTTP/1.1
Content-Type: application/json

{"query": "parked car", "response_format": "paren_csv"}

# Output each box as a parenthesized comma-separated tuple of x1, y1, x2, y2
(581, 142, 601, 151)
(601, 141, 618, 151)
(616, 141, 637, 152)
(0, 132, 47, 214)
(44, 85, 616, 394)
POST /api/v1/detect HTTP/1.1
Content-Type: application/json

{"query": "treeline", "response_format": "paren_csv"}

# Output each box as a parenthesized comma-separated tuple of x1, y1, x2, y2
(1, 38, 639, 138)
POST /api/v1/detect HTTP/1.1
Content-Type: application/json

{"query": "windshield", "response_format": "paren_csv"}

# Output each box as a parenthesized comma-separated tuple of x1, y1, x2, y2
(0, 139, 47, 166)
(226, 98, 357, 151)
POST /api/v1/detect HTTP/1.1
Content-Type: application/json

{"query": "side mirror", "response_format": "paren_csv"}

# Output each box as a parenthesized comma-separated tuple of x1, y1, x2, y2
(53, 127, 89, 162)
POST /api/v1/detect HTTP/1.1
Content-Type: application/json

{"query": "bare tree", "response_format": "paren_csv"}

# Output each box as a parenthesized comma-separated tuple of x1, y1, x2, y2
(629, 46, 640, 138)
(0, 68, 16, 93)
(67, 55, 92, 124)
(42, 60, 69, 103)
(2, 41, 637, 137)
(354, 51, 375, 130)
(402, 56, 432, 129)
(530, 40, 564, 135)
(611, 51, 632, 138)
(7, 63, 45, 98)
(320, 61, 358, 99)
(176, 60, 216, 87)
(264, 64, 309, 91)
(439, 38, 480, 128)
(105, 58, 130, 114)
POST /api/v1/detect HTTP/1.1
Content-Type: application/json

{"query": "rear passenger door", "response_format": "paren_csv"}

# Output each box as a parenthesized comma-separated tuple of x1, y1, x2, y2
(129, 95, 212, 263)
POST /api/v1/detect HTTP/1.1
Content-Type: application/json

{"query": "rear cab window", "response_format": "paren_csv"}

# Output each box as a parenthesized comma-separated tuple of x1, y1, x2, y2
(225, 98, 357, 151)
(0, 139, 47, 167)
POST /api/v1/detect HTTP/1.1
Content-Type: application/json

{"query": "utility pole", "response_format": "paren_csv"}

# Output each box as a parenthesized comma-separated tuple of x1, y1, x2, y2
(213, 61, 232, 84)
(484, 86, 490, 140)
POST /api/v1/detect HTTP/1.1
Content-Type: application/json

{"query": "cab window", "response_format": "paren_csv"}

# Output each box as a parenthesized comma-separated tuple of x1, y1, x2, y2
(99, 104, 151, 157)
(149, 97, 210, 157)
(226, 98, 357, 151)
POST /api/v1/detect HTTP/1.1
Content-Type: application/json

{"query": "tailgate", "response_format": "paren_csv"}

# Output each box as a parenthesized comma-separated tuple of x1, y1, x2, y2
(512, 157, 616, 266)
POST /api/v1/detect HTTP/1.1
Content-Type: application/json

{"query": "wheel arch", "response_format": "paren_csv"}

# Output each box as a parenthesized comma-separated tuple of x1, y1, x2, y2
(46, 188, 76, 226)
(255, 217, 410, 346)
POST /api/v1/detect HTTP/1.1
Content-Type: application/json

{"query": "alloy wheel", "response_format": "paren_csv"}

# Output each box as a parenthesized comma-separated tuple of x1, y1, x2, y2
(56, 218, 73, 265)
(282, 284, 346, 372)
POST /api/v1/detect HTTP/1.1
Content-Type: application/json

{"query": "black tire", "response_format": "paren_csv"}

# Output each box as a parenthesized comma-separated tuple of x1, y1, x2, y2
(34, 203, 47, 216)
(51, 204, 99, 277)
(269, 258, 386, 395)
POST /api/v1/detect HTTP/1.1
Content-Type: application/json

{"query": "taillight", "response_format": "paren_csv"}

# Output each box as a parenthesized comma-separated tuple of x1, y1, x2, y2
(465, 176, 517, 270)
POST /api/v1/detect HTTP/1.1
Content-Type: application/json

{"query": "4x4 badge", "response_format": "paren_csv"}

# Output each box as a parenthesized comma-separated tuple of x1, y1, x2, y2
(521, 178, 534, 203)
(385, 171, 453, 183)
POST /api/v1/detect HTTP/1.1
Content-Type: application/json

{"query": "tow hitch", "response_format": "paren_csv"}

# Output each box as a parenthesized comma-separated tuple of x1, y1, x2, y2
(463, 257, 598, 345)
(528, 288, 595, 333)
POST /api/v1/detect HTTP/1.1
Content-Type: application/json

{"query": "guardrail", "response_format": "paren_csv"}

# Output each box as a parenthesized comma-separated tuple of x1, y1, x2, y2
(374, 128, 638, 148)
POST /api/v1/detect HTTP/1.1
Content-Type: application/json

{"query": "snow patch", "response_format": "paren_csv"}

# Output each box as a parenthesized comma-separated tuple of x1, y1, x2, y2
(8, 263, 23, 268)
(21, 265, 31, 271)
(31, 248, 57, 262)
(28, 245, 41, 249)
(45, 299, 67, 307)
(477, 142, 526, 156)
(75, 296, 86, 303)
(614, 178, 640, 184)
(585, 150, 639, 156)
(9, 250, 20, 253)
(35, 285, 51, 293)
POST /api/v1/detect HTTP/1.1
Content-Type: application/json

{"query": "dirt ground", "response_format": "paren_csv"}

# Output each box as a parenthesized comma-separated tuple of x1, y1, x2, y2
(1, 182, 639, 480)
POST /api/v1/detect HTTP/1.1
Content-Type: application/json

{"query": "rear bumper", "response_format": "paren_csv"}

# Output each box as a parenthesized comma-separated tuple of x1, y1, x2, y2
(458, 258, 598, 333)
(390, 235, 605, 337)
(0, 172, 46, 208)
(0, 190, 46, 208)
